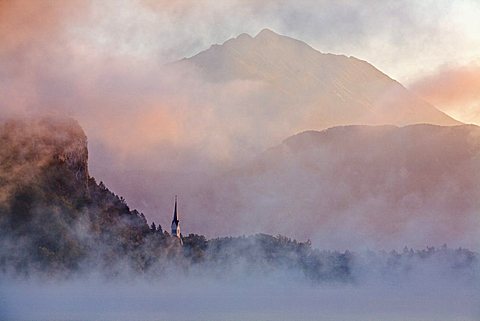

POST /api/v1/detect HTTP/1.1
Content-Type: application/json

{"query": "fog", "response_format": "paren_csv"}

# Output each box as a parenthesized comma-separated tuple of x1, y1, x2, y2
(410, 62, 480, 124)
(1, 259, 478, 321)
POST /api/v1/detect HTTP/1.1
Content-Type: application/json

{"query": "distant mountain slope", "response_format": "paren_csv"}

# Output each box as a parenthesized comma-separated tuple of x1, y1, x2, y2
(136, 124, 475, 249)
(95, 29, 463, 220)
(210, 124, 480, 248)
(101, 123, 480, 249)
(174, 29, 458, 131)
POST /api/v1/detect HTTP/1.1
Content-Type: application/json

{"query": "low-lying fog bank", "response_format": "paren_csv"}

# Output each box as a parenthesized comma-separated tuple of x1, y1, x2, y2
(2, 244, 479, 321)
(1, 272, 478, 321)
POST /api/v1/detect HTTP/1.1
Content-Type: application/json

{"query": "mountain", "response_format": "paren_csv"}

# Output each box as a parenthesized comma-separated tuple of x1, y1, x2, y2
(111, 124, 478, 249)
(174, 28, 458, 132)
(98, 123, 480, 249)
(97, 124, 480, 249)
(95, 29, 464, 233)
(204, 123, 480, 249)
(94, 29, 462, 227)
(77, 29, 474, 250)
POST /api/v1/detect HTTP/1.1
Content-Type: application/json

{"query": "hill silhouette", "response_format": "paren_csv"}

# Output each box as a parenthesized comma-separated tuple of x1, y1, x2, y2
(1, 117, 476, 281)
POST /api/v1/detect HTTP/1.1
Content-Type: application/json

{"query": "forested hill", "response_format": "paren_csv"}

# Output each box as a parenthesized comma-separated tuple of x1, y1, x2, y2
(0, 116, 155, 274)
(0, 117, 477, 282)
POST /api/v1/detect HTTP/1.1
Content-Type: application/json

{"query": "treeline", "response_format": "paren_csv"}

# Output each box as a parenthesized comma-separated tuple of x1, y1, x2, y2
(181, 234, 477, 282)
(0, 117, 478, 283)
(0, 158, 477, 281)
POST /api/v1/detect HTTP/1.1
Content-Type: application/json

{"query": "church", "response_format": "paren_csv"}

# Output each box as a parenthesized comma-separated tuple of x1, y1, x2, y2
(171, 195, 183, 245)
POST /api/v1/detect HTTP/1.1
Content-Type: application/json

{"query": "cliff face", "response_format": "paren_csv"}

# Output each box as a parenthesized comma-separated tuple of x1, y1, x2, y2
(0, 117, 152, 274)
(0, 117, 89, 203)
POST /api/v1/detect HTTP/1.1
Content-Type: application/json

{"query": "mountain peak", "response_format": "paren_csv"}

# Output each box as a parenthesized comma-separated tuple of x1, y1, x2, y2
(178, 29, 460, 127)
(236, 33, 252, 40)
(255, 28, 279, 39)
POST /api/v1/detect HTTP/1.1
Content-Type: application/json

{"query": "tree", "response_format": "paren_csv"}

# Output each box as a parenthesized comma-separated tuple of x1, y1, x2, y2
(150, 222, 156, 232)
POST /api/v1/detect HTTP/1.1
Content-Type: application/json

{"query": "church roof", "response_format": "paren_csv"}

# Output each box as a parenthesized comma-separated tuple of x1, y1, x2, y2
(172, 195, 179, 224)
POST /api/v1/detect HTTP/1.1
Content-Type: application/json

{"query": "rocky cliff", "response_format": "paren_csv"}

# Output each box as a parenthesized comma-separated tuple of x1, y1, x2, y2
(0, 116, 157, 274)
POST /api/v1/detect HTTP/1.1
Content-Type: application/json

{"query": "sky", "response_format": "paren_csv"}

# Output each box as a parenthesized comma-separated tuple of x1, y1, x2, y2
(0, 0, 480, 124)
(1, 0, 480, 124)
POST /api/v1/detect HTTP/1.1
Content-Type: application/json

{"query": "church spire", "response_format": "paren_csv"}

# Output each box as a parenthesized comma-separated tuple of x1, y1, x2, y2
(171, 195, 182, 243)
(172, 195, 179, 225)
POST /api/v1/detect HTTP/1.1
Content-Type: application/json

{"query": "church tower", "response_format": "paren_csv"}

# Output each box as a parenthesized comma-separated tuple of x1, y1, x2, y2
(171, 195, 182, 243)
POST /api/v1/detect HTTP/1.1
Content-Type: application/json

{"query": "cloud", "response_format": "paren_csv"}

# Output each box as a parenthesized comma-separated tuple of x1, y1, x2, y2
(0, 0, 88, 116)
(1, 0, 479, 117)
(3, 0, 479, 81)
(410, 62, 480, 124)
(410, 63, 480, 106)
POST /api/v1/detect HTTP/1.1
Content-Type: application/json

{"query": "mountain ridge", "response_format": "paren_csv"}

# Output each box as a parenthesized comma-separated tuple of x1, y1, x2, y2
(195, 123, 480, 248)
(283, 123, 479, 146)
(174, 28, 459, 129)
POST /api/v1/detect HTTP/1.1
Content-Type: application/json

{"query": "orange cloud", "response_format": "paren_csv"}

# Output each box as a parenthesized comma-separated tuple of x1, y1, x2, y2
(100, 106, 182, 155)
(0, 0, 88, 116)
(411, 63, 480, 105)
(410, 63, 480, 124)
(0, 0, 86, 57)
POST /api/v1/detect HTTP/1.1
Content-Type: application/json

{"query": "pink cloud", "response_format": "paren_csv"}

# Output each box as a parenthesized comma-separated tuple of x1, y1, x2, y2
(410, 63, 480, 116)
